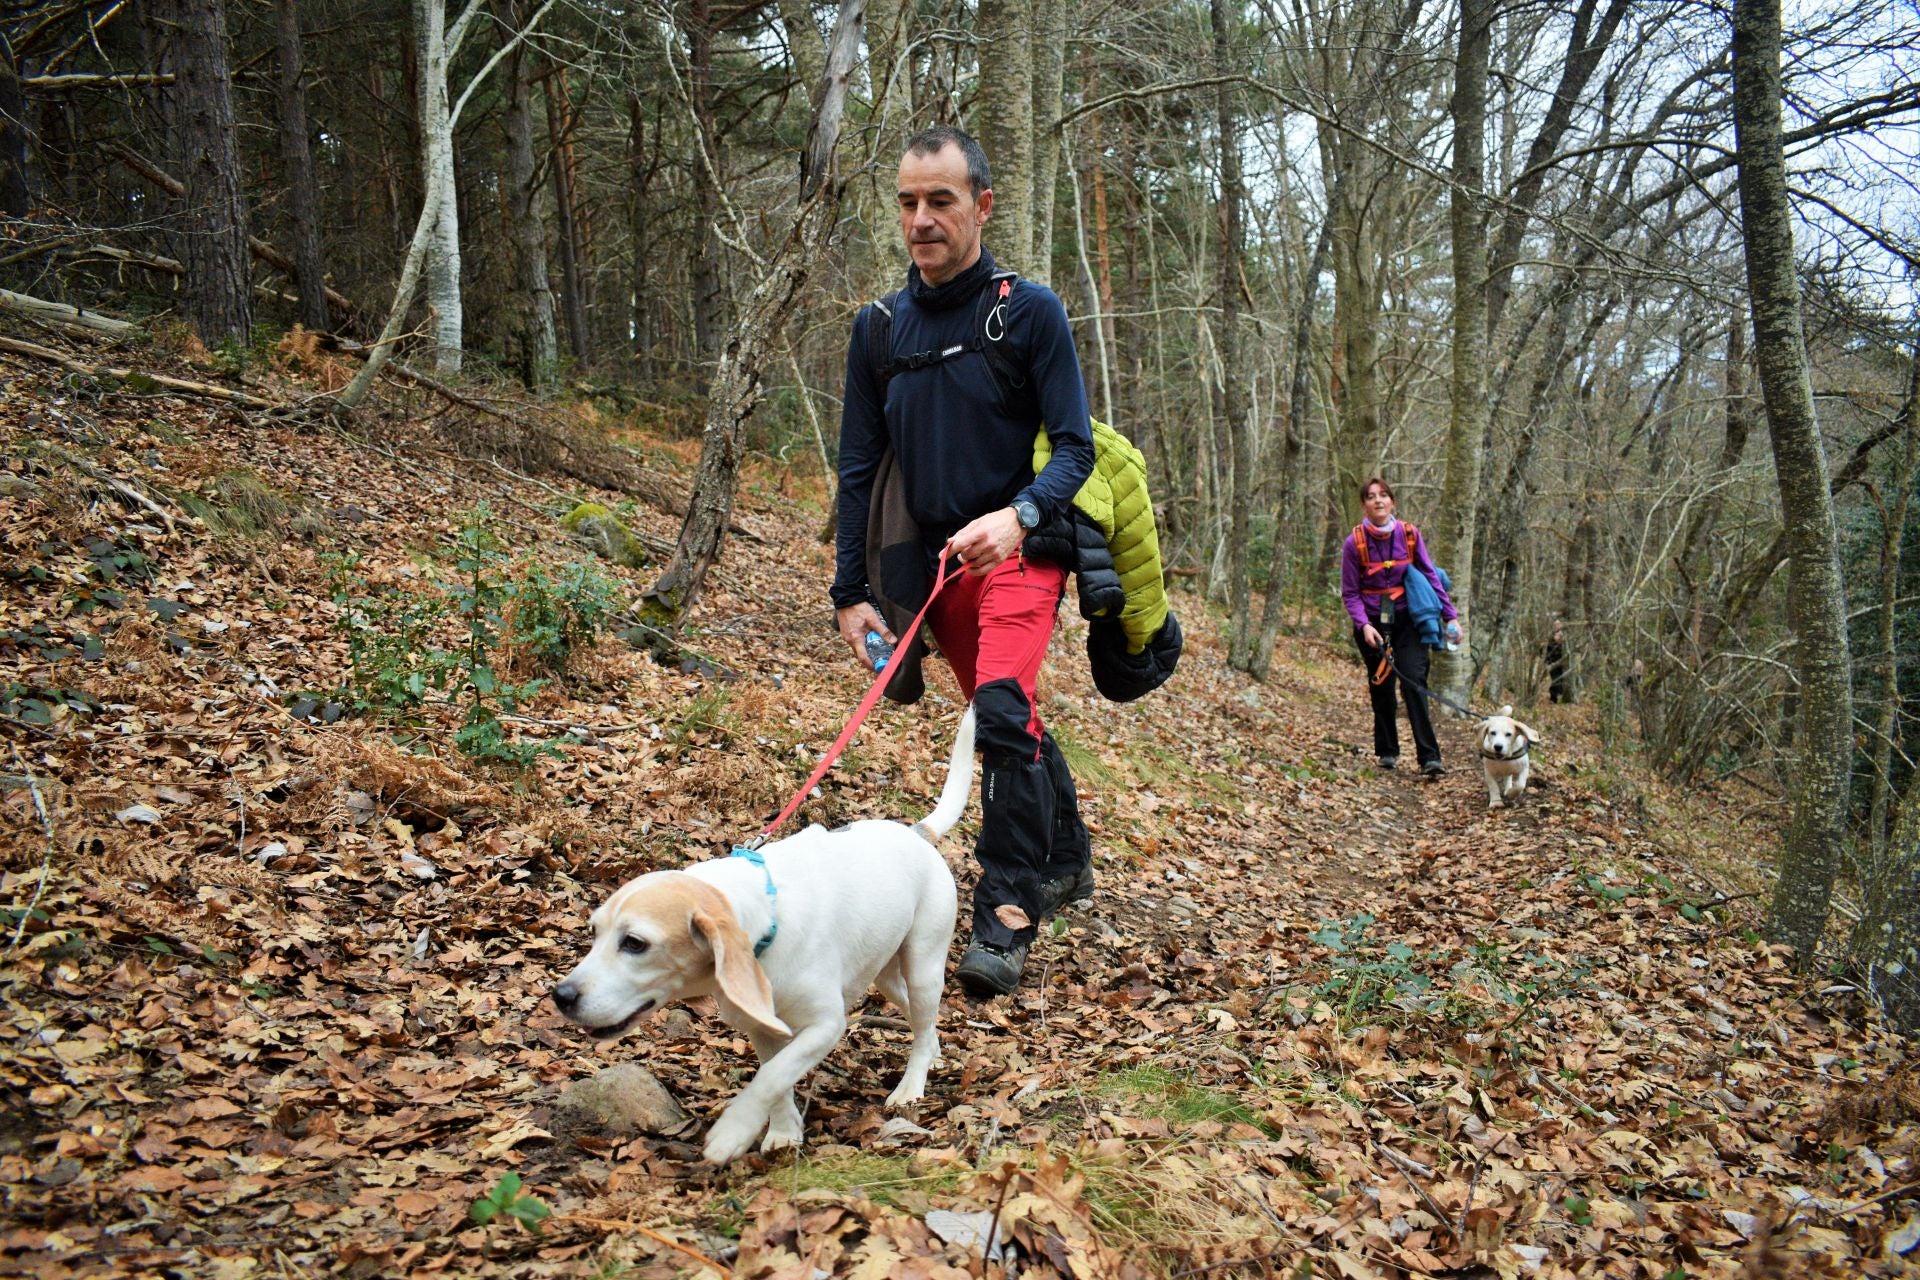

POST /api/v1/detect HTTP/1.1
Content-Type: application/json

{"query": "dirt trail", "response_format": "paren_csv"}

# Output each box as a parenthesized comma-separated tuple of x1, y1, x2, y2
(2, 360, 1915, 1278)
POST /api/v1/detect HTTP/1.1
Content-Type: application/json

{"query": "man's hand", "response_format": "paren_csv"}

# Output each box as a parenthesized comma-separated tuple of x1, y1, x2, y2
(945, 507, 1026, 577)
(836, 602, 895, 668)
(1362, 623, 1383, 650)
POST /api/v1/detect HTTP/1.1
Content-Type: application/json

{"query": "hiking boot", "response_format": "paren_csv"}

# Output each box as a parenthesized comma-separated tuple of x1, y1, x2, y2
(1038, 862, 1096, 918)
(1421, 760, 1446, 778)
(955, 939, 1029, 997)
(1378, 755, 1399, 771)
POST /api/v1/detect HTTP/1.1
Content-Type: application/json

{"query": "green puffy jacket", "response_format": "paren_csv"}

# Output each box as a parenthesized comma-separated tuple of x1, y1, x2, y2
(1032, 418, 1168, 654)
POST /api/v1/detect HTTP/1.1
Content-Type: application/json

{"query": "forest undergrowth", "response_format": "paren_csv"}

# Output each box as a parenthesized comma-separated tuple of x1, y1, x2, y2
(2, 337, 1918, 1279)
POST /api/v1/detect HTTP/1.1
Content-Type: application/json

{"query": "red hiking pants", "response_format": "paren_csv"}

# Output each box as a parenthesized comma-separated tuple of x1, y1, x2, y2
(926, 554, 1066, 760)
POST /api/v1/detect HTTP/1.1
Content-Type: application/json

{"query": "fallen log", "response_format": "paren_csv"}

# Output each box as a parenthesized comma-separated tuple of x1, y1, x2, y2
(59, 243, 326, 312)
(107, 144, 359, 322)
(0, 334, 276, 409)
(0, 287, 137, 337)
(24, 74, 176, 89)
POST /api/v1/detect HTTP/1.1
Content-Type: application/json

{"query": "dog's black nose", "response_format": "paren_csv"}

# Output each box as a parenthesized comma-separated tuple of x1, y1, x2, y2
(552, 981, 580, 1013)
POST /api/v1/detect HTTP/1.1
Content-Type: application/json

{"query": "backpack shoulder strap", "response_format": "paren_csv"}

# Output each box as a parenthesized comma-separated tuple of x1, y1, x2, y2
(1351, 523, 1370, 572)
(978, 270, 1026, 394)
(866, 290, 902, 394)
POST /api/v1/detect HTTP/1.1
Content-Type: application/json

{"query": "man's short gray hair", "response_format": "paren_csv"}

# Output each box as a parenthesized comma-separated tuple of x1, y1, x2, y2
(903, 126, 992, 197)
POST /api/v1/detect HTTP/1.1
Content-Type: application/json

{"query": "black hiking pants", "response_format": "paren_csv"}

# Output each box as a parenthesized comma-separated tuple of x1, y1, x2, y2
(1354, 610, 1440, 767)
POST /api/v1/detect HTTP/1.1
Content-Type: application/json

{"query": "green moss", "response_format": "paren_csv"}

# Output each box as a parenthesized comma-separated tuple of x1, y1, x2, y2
(562, 502, 651, 570)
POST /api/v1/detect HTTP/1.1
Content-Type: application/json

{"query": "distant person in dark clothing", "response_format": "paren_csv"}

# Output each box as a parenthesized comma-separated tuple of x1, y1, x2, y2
(1547, 622, 1573, 703)
(1340, 476, 1459, 778)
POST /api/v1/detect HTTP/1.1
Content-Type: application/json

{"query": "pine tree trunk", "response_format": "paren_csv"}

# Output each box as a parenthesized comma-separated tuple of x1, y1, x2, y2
(641, 0, 866, 633)
(159, 0, 252, 346)
(1428, 0, 1492, 709)
(974, 0, 1033, 269)
(1732, 0, 1853, 964)
(1, 32, 32, 218)
(545, 83, 592, 364)
(273, 0, 328, 332)
(500, 5, 557, 388)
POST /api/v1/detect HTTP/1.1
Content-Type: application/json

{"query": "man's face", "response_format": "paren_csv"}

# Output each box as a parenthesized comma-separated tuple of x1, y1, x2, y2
(898, 144, 992, 286)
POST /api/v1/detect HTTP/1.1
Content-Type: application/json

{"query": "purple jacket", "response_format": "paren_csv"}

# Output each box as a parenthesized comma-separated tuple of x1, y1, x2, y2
(1341, 520, 1457, 628)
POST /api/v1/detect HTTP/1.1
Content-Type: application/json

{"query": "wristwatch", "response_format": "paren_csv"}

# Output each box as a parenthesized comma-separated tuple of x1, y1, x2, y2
(1011, 499, 1041, 531)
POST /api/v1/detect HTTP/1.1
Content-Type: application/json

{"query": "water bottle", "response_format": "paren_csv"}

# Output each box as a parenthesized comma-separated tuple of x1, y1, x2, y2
(863, 630, 895, 673)
(1444, 621, 1462, 652)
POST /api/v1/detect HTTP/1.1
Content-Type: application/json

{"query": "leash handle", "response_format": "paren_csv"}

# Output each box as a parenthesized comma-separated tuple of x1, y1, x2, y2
(760, 562, 964, 838)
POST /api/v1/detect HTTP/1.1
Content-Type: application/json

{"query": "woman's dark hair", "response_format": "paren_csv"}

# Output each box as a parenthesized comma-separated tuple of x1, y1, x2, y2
(1360, 476, 1395, 503)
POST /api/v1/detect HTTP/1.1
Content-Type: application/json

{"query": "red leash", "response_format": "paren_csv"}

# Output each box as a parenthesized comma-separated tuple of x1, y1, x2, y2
(754, 562, 964, 842)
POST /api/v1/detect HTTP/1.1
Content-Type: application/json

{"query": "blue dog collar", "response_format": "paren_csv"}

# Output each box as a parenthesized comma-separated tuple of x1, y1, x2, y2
(730, 845, 779, 957)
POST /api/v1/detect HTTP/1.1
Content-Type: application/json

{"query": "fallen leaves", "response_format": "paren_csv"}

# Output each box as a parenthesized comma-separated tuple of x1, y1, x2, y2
(2, 353, 1916, 1279)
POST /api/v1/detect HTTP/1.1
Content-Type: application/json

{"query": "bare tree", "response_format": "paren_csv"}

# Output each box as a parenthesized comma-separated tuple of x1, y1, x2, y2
(1428, 0, 1491, 708)
(640, 0, 867, 633)
(1730, 0, 1853, 962)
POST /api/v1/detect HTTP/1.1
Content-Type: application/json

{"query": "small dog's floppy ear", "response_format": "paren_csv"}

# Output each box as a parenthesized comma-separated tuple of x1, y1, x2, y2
(1517, 721, 1542, 744)
(690, 908, 790, 1039)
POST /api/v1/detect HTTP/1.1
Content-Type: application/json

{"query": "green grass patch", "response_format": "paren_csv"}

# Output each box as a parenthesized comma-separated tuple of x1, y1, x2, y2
(754, 1150, 964, 1210)
(1094, 1063, 1273, 1134)
(1049, 724, 1116, 788)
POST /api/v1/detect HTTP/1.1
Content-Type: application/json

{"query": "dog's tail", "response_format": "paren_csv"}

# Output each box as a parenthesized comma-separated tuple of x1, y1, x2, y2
(910, 703, 976, 843)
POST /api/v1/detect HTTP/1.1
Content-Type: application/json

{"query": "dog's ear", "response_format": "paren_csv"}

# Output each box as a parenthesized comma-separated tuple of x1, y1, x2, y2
(1517, 721, 1542, 744)
(690, 908, 790, 1039)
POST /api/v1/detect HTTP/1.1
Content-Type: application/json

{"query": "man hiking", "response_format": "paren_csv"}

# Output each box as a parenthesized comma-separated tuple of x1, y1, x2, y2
(829, 125, 1098, 998)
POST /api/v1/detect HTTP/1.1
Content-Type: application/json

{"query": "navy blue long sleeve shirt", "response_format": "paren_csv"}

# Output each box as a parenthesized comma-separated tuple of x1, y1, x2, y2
(831, 251, 1097, 608)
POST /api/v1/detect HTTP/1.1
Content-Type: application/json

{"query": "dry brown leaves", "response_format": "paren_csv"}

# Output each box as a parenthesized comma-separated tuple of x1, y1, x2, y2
(1, 342, 1917, 1279)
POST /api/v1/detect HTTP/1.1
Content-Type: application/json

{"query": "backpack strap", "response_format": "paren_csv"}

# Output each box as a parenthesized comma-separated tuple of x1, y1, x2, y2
(866, 290, 902, 394)
(866, 270, 1027, 402)
(1355, 521, 1412, 598)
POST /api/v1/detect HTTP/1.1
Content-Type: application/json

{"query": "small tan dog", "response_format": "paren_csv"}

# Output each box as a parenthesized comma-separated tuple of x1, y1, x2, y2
(552, 707, 973, 1164)
(1477, 705, 1540, 810)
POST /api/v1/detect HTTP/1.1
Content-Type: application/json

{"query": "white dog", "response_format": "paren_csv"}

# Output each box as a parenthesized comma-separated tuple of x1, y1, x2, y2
(553, 706, 971, 1164)
(1478, 705, 1540, 810)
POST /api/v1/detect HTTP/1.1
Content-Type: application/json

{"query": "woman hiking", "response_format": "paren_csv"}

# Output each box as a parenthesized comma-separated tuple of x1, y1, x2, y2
(1340, 476, 1460, 777)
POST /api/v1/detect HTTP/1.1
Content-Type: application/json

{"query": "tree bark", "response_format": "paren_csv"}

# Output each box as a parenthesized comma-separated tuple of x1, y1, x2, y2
(545, 80, 591, 363)
(1862, 350, 1918, 870)
(1860, 771, 1920, 1033)
(273, 0, 328, 332)
(499, 1, 558, 388)
(414, 0, 463, 376)
(1214, 0, 1253, 672)
(0, 31, 30, 217)
(157, 0, 252, 346)
(1732, 0, 1853, 964)
(687, 0, 723, 391)
(641, 0, 866, 633)
(1027, 0, 1065, 284)
(1248, 197, 1334, 683)
(974, 0, 1033, 269)
(1428, 0, 1492, 710)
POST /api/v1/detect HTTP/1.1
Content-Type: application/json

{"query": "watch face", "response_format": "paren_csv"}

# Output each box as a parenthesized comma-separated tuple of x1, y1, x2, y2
(1015, 501, 1040, 530)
